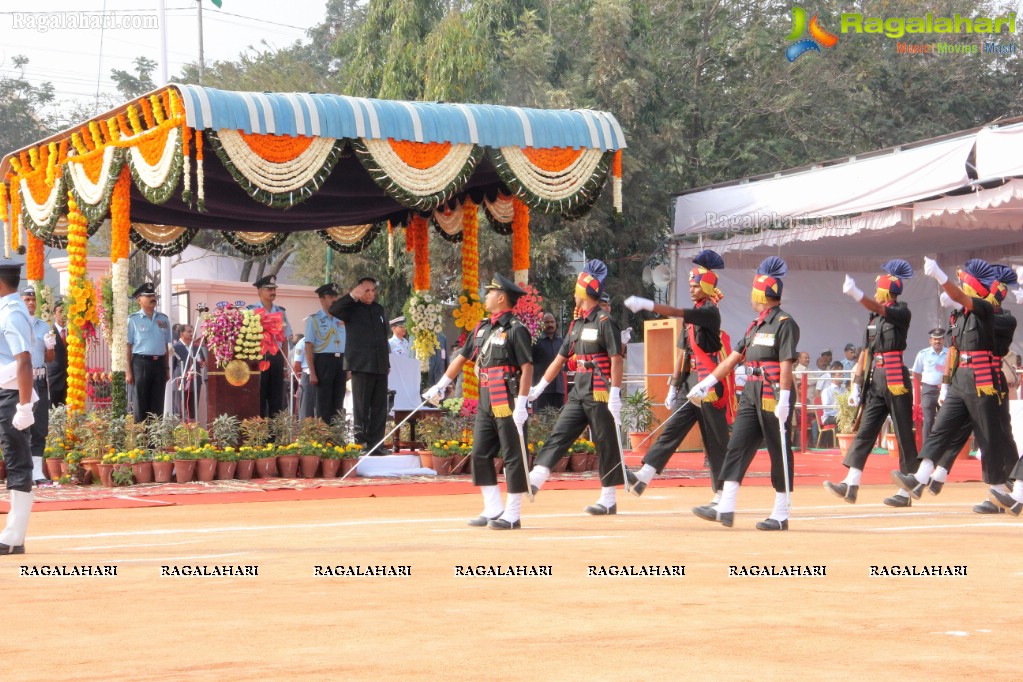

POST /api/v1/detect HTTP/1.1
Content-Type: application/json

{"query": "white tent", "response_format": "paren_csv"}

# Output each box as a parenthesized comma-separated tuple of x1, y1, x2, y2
(669, 120, 1023, 358)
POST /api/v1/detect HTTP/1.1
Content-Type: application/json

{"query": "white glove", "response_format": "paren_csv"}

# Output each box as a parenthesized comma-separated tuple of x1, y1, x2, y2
(775, 389, 791, 423)
(1016, 266, 1023, 283)
(842, 274, 864, 302)
(621, 328, 632, 345)
(12, 402, 34, 430)
(939, 291, 960, 309)
(938, 383, 948, 405)
(421, 375, 452, 404)
(924, 257, 948, 285)
(43, 332, 56, 350)
(687, 374, 717, 401)
(1013, 288, 1023, 305)
(847, 383, 860, 406)
(512, 396, 529, 428)
(527, 377, 550, 402)
(607, 387, 622, 423)
(623, 296, 654, 312)
(665, 385, 678, 408)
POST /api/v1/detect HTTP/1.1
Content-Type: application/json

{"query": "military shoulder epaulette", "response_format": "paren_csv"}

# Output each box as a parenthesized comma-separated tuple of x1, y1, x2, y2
(778, 315, 789, 321)
(278, 306, 287, 311)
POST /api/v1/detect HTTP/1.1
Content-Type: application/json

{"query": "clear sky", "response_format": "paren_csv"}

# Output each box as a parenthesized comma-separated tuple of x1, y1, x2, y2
(0, 1, 328, 109)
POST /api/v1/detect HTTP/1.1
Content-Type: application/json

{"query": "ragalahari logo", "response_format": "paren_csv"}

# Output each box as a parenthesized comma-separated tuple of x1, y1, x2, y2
(786, 7, 839, 61)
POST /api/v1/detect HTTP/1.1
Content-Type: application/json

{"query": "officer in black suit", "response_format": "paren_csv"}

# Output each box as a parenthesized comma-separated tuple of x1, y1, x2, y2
(46, 296, 68, 408)
(330, 277, 390, 454)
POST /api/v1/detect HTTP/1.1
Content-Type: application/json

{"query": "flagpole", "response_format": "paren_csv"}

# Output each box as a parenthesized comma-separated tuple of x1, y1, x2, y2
(157, 0, 174, 416)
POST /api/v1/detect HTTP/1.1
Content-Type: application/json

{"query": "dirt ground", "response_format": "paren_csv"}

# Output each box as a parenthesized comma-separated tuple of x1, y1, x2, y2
(6, 482, 1020, 681)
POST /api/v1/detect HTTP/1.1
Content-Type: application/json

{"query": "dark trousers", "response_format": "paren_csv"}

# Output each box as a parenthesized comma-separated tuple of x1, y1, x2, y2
(844, 370, 918, 474)
(642, 392, 729, 493)
(259, 351, 286, 418)
(298, 374, 314, 419)
(313, 353, 346, 421)
(351, 371, 388, 450)
(132, 354, 167, 422)
(0, 389, 32, 492)
(935, 389, 1019, 481)
(29, 377, 49, 460)
(48, 384, 66, 409)
(918, 368, 1006, 484)
(471, 408, 528, 493)
(719, 383, 793, 492)
(535, 394, 623, 487)
(532, 391, 565, 414)
(919, 383, 941, 441)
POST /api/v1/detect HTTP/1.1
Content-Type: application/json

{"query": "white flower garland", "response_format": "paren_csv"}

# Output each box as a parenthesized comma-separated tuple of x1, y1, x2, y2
(498, 147, 605, 201)
(217, 130, 338, 194)
(407, 290, 443, 371)
(362, 139, 476, 197)
(66, 146, 119, 206)
(19, 175, 64, 227)
(127, 126, 180, 190)
(433, 203, 464, 235)
(110, 259, 130, 373)
(483, 194, 514, 223)
(234, 309, 264, 361)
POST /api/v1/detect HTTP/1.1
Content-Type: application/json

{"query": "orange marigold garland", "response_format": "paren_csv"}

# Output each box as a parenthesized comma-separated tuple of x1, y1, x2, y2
(26, 232, 44, 281)
(195, 129, 205, 211)
(65, 192, 93, 413)
(110, 169, 131, 261)
(511, 196, 530, 284)
(612, 149, 623, 213)
(410, 214, 431, 292)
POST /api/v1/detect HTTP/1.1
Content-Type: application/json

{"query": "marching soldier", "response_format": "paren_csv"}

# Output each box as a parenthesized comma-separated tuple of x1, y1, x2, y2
(528, 259, 625, 515)
(824, 260, 918, 507)
(622, 250, 732, 504)
(19, 287, 55, 486)
(893, 258, 1009, 500)
(689, 256, 800, 531)
(422, 274, 533, 530)
(126, 283, 172, 422)
(305, 284, 347, 421)
(253, 275, 292, 418)
(0, 258, 39, 553)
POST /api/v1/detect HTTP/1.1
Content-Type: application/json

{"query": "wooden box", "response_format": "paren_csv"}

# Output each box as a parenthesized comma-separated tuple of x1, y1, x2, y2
(643, 318, 703, 452)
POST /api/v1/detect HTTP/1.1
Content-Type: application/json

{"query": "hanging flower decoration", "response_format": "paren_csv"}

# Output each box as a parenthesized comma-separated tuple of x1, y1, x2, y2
(353, 138, 483, 212)
(255, 309, 286, 370)
(221, 230, 290, 257)
(26, 231, 44, 282)
(405, 290, 443, 372)
(489, 147, 614, 216)
(95, 275, 114, 346)
(511, 196, 530, 284)
(129, 223, 197, 256)
(202, 306, 245, 368)
(64, 192, 99, 413)
(408, 214, 431, 291)
(453, 291, 484, 331)
(512, 284, 545, 342)
(317, 223, 385, 254)
(237, 308, 267, 364)
(33, 282, 55, 323)
(483, 193, 514, 234)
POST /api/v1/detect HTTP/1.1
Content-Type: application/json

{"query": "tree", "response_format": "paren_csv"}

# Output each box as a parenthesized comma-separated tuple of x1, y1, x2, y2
(111, 57, 157, 99)
(0, 56, 54, 156)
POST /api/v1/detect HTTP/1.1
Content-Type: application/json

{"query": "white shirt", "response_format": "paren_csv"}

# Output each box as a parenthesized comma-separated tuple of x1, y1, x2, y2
(389, 335, 411, 357)
(819, 382, 840, 419)
(912, 346, 949, 386)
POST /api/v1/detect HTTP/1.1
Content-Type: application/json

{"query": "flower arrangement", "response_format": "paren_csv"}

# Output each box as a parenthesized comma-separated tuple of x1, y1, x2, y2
(237, 308, 266, 362)
(429, 439, 471, 458)
(570, 438, 596, 454)
(453, 290, 484, 332)
(202, 305, 264, 368)
(512, 283, 545, 342)
(86, 368, 113, 402)
(406, 289, 443, 371)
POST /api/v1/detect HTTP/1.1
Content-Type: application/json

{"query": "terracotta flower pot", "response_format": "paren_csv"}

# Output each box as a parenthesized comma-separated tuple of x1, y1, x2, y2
(98, 463, 115, 487)
(628, 432, 651, 454)
(236, 459, 256, 480)
(418, 450, 433, 469)
(277, 455, 300, 478)
(569, 453, 589, 472)
(836, 433, 856, 457)
(45, 458, 63, 481)
(587, 453, 598, 471)
(82, 458, 102, 481)
(173, 459, 196, 483)
(255, 456, 277, 479)
(60, 460, 69, 478)
(494, 457, 504, 474)
(340, 458, 359, 477)
(196, 458, 217, 482)
(320, 459, 341, 478)
(0, 460, 6, 480)
(299, 455, 321, 478)
(450, 453, 471, 475)
(131, 461, 154, 484)
(216, 461, 237, 480)
(433, 455, 452, 475)
(551, 457, 569, 473)
(153, 461, 174, 483)
(885, 434, 899, 460)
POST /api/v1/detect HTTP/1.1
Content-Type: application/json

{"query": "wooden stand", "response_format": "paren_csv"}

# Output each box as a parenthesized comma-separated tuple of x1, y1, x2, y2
(207, 360, 261, 421)
(643, 318, 704, 453)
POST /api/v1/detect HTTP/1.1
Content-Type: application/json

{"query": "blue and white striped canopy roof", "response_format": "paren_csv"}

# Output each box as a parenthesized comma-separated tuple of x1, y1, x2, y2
(173, 84, 626, 152)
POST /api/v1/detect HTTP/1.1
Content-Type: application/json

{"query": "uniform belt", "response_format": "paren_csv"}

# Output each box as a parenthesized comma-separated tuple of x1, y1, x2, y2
(134, 354, 166, 361)
(745, 367, 763, 377)
(959, 351, 992, 367)
(32, 368, 46, 379)
(315, 352, 343, 358)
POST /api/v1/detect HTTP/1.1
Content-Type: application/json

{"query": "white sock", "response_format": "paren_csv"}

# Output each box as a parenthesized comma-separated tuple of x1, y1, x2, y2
(717, 481, 740, 513)
(31, 456, 44, 480)
(636, 464, 656, 484)
(991, 482, 1009, 494)
(1013, 479, 1023, 502)
(480, 485, 503, 518)
(932, 466, 948, 483)
(770, 491, 789, 521)
(843, 468, 862, 486)
(914, 460, 935, 484)
(529, 466, 550, 491)
(501, 493, 523, 523)
(711, 490, 721, 505)
(598, 486, 616, 508)
(895, 489, 909, 498)
(0, 489, 34, 546)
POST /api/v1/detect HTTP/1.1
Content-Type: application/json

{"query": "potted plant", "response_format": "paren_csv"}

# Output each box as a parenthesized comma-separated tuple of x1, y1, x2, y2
(622, 389, 658, 453)
(835, 390, 858, 456)
(297, 441, 323, 478)
(320, 444, 344, 478)
(339, 443, 364, 477)
(43, 443, 66, 482)
(128, 448, 154, 484)
(569, 438, 596, 472)
(275, 442, 301, 478)
(241, 418, 276, 478)
(429, 439, 457, 475)
(152, 452, 174, 483)
(209, 414, 241, 450)
(235, 446, 257, 480)
(193, 444, 219, 482)
(215, 447, 239, 480)
(254, 444, 278, 479)
(171, 445, 200, 483)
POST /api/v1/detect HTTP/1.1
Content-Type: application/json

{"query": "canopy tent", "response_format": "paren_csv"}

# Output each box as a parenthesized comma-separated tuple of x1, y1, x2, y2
(0, 85, 626, 414)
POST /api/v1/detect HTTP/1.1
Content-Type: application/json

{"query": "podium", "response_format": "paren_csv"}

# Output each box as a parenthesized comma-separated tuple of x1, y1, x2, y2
(643, 318, 703, 452)
(207, 359, 262, 420)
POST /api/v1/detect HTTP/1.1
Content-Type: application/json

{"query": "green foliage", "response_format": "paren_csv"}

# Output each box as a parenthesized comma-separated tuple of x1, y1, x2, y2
(622, 389, 657, 433)
(209, 414, 242, 449)
(835, 390, 858, 435)
(240, 417, 272, 448)
(0, 55, 55, 155)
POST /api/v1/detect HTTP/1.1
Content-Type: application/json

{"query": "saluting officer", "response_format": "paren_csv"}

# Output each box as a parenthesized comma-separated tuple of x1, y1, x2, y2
(622, 249, 732, 505)
(305, 283, 347, 421)
(126, 283, 172, 422)
(0, 258, 39, 554)
(528, 259, 626, 516)
(423, 274, 533, 530)
(894, 258, 1009, 502)
(20, 287, 56, 486)
(824, 260, 918, 507)
(689, 256, 800, 531)
(253, 275, 292, 418)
